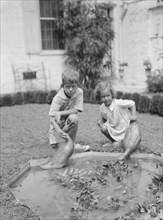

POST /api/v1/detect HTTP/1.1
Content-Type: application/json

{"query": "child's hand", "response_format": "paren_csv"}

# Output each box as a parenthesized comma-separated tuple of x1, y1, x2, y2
(58, 129, 67, 139)
(63, 122, 74, 132)
(97, 120, 102, 127)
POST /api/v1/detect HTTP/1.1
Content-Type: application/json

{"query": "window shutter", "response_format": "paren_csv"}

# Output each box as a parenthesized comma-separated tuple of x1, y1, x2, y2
(23, 0, 41, 54)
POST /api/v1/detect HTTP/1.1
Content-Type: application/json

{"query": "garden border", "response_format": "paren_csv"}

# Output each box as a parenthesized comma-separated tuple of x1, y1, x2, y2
(0, 89, 163, 116)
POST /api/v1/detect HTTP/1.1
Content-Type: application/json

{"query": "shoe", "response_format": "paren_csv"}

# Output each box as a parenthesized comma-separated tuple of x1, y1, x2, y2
(102, 143, 112, 148)
(74, 143, 90, 152)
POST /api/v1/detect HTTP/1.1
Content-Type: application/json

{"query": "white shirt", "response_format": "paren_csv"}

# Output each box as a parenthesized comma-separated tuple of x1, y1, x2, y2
(100, 98, 135, 141)
(49, 87, 83, 116)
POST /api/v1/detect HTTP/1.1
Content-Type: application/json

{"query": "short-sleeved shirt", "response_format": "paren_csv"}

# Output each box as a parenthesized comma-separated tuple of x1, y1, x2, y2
(100, 98, 135, 142)
(49, 87, 83, 118)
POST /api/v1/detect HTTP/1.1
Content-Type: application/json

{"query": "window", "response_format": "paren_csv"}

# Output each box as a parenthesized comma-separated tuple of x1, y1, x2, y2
(39, 0, 65, 50)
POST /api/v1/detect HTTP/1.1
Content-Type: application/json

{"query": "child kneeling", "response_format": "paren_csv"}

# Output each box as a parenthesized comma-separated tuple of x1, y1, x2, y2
(49, 68, 90, 152)
(95, 81, 141, 160)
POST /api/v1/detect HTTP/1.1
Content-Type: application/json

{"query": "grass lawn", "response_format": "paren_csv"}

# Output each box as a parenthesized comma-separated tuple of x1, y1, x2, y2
(0, 103, 163, 220)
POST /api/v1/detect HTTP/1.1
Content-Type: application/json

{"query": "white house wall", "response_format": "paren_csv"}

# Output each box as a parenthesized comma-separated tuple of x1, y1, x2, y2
(1, 0, 162, 94)
(120, 0, 157, 91)
(1, 0, 64, 94)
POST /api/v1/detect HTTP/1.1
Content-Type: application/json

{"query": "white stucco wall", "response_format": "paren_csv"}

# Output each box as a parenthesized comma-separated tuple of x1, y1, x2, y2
(1, 0, 162, 94)
(1, 0, 64, 94)
(120, 0, 158, 91)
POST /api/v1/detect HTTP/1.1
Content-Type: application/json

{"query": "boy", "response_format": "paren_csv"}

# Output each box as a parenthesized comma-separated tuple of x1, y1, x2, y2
(49, 68, 90, 152)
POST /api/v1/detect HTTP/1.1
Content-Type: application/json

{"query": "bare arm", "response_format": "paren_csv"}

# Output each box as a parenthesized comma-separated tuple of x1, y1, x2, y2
(50, 116, 67, 138)
(54, 108, 78, 124)
(59, 108, 78, 117)
(97, 116, 107, 127)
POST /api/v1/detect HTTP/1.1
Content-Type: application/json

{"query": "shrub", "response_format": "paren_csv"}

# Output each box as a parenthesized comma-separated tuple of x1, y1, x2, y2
(158, 96, 163, 117)
(13, 92, 24, 105)
(0, 96, 2, 107)
(122, 92, 131, 100)
(46, 90, 57, 104)
(24, 91, 36, 103)
(131, 92, 140, 111)
(84, 89, 96, 104)
(138, 95, 151, 113)
(149, 95, 162, 115)
(146, 69, 163, 93)
(116, 91, 123, 99)
(1, 94, 13, 106)
(35, 91, 48, 104)
(59, 0, 114, 89)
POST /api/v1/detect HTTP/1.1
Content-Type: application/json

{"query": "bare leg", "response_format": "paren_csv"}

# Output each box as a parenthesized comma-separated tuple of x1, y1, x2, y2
(119, 122, 141, 160)
(98, 123, 122, 150)
(99, 123, 115, 143)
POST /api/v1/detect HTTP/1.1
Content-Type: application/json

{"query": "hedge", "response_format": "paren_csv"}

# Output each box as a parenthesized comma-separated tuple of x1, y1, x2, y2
(1, 94, 13, 106)
(149, 95, 162, 115)
(138, 95, 151, 113)
(0, 89, 163, 117)
(130, 93, 140, 111)
(158, 96, 163, 117)
(13, 92, 24, 105)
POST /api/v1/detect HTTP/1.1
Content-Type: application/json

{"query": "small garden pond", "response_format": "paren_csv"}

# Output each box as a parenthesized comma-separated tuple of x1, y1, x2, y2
(9, 154, 163, 220)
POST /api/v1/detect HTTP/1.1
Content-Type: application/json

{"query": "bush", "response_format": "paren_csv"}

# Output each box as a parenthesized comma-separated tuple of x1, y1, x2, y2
(24, 91, 36, 104)
(0, 96, 2, 107)
(138, 95, 151, 113)
(1, 94, 13, 106)
(59, 0, 114, 89)
(122, 92, 131, 100)
(13, 92, 24, 105)
(35, 91, 48, 104)
(158, 96, 163, 117)
(149, 95, 162, 115)
(131, 92, 140, 111)
(46, 90, 57, 104)
(146, 69, 163, 93)
(84, 89, 96, 104)
(116, 91, 123, 99)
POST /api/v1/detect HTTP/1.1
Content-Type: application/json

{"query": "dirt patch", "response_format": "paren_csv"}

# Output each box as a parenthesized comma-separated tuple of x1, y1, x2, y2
(0, 103, 163, 219)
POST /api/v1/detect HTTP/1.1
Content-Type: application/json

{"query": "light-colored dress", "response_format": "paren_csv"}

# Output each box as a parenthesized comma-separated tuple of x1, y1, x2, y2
(49, 87, 83, 144)
(100, 98, 135, 142)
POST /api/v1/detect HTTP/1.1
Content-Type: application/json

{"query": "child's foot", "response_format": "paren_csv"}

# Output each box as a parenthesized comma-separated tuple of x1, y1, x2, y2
(74, 143, 90, 153)
(118, 153, 130, 161)
(40, 162, 65, 169)
(112, 141, 123, 149)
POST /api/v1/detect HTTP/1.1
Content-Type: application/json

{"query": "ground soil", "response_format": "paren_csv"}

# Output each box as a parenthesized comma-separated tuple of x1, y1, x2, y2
(0, 103, 163, 220)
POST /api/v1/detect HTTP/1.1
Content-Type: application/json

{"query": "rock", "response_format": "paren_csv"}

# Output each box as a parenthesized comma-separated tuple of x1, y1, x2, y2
(122, 190, 127, 194)
(107, 195, 112, 202)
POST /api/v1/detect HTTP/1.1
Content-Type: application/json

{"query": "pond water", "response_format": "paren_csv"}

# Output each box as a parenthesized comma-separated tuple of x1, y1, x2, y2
(10, 155, 161, 220)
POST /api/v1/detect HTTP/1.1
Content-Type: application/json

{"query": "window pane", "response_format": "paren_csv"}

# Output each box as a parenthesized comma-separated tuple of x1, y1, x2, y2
(40, 0, 65, 50)
(41, 20, 64, 50)
(40, 0, 59, 18)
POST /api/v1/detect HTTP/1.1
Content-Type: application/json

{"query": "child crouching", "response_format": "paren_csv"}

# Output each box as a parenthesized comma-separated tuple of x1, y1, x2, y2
(49, 68, 90, 152)
(95, 81, 141, 160)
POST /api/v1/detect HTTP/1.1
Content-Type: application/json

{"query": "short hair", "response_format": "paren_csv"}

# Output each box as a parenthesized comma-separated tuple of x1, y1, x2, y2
(94, 81, 116, 103)
(62, 68, 79, 84)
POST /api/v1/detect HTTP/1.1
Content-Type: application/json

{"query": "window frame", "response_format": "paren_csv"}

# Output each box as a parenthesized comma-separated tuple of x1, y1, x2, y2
(39, 0, 65, 53)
